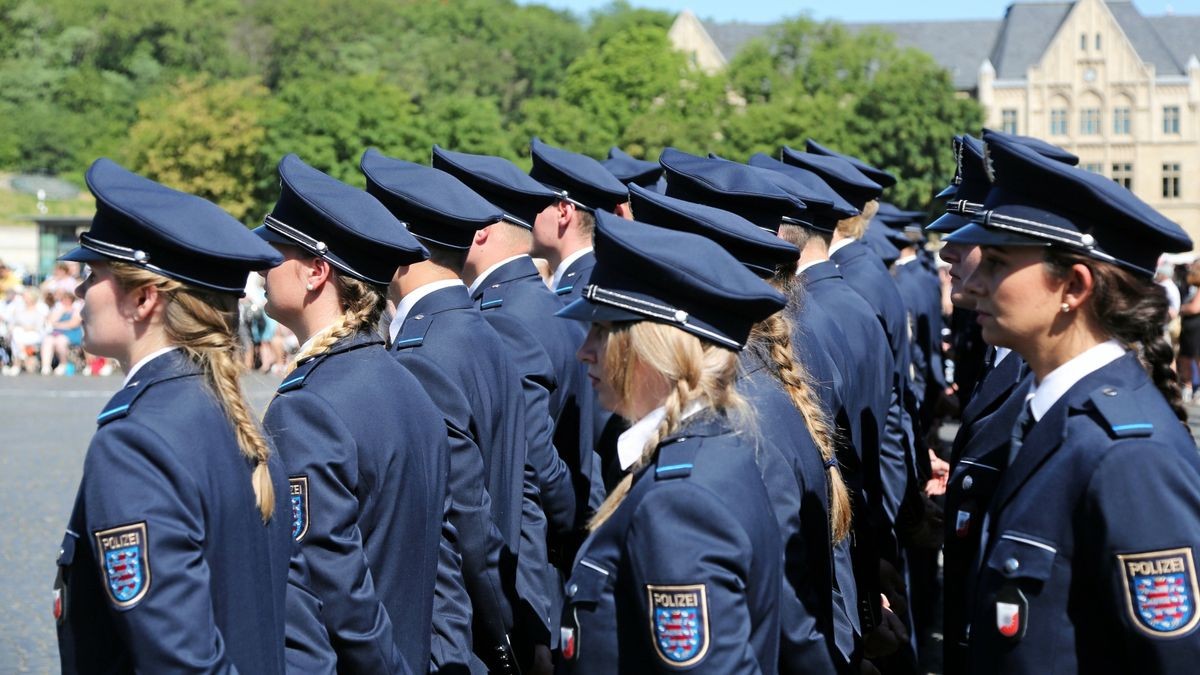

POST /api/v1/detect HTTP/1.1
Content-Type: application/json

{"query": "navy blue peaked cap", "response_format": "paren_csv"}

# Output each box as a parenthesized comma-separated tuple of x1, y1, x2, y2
(62, 158, 282, 294)
(747, 153, 859, 231)
(865, 219, 903, 263)
(529, 138, 629, 212)
(805, 139, 897, 188)
(627, 183, 799, 278)
(556, 211, 787, 350)
(659, 148, 803, 232)
(780, 147, 882, 211)
(984, 128, 1079, 166)
(929, 135, 989, 233)
(361, 149, 504, 251)
(875, 201, 925, 227)
(256, 154, 426, 287)
(430, 145, 553, 229)
(603, 147, 663, 188)
(944, 131, 1191, 277)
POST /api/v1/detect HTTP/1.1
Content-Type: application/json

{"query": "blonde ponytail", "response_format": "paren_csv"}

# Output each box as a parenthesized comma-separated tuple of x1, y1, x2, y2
(588, 322, 747, 530)
(286, 273, 385, 373)
(751, 312, 853, 543)
(110, 263, 275, 521)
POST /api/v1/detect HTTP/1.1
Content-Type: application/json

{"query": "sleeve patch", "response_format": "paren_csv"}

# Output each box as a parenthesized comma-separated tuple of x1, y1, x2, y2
(94, 521, 150, 610)
(647, 583, 709, 666)
(1118, 547, 1200, 637)
(289, 475, 309, 542)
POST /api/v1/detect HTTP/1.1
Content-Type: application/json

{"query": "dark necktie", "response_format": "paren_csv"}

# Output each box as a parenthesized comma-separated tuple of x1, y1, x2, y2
(1008, 396, 1036, 466)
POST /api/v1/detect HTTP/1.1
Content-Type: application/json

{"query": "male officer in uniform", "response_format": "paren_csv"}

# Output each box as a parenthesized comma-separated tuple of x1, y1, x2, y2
(362, 151, 554, 675)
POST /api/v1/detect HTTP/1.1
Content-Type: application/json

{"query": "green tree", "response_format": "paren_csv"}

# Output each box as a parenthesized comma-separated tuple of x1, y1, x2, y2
(126, 77, 269, 222)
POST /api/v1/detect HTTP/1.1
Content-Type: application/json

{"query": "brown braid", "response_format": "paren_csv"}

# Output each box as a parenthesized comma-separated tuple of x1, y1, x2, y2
(1044, 249, 1186, 422)
(110, 263, 275, 521)
(588, 322, 747, 530)
(750, 312, 852, 542)
(287, 273, 386, 374)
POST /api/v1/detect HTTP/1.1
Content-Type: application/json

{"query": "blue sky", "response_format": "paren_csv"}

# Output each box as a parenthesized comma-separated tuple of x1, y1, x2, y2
(520, 0, 1200, 23)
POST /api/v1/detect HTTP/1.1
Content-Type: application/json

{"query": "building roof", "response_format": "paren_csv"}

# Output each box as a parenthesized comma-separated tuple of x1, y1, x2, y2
(694, 1, 1200, 91)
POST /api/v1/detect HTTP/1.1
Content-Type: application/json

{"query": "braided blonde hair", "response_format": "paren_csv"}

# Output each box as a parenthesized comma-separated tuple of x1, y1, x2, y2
(749, 312, 852, 543)
(286, 272, 386, 374)
(588, 321, 748, 530)
(110, 263, 275, 521)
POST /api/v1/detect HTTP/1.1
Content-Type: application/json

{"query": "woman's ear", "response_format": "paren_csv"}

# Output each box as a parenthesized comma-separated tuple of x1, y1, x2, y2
(1061, 262, 1095, 313)
(307, 256, 332, 292)
(124, 283, 163, 324)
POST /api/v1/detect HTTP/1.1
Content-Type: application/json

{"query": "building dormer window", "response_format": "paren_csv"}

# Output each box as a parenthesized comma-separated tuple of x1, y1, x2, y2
(1164, 106, 1181, 134)
(1095, 33, 1101, 50)
(1080, 33, 1088, 50)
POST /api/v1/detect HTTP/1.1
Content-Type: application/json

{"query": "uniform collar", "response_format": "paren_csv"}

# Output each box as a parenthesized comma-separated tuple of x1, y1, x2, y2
(551, 246, 593, 291)
(795, 258, 825, 276)
(828, 237, 856, 256)
(123, 346, 180, 387)
(994, 346, 1013, 365)
(894, 254, 918, 266)
(617, 399, 706, 471)
(1027, 339, 1126, 421)
(388, 279, 465, 343)
(467, 254, 529, 297)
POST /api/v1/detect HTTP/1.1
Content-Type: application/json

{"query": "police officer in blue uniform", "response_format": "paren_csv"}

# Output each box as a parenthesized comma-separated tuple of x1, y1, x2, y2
(627, 184, 853, 674)
(557, 212, 786, 674)
(361, 151, 555, 674)
(253, 154, 448, 674)
(432, 145, 605, 539)
(54, 159, 295, 673)
(527, 137, 632, 303)
(945, 129, 1200, 674)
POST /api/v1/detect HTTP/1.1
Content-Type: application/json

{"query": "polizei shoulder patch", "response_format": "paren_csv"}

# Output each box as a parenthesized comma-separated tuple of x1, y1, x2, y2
(647, 583, 709, 667)
(94, 521, 150, 609)
(1117, 547, 1200, 637)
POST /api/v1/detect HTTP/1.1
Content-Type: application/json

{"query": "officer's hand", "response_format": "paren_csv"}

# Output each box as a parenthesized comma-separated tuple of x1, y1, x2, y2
(878, 561, 908, 619)
(862, 600, 907, 659)
(925, 450, 949, 496)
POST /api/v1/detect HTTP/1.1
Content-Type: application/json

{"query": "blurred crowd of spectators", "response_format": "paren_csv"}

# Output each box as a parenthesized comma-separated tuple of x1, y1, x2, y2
(0, 259, 299, 377)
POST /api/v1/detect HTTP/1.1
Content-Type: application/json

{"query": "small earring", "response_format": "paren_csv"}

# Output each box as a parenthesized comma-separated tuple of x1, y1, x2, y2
(306, 283, 314, 291)
(1061, 302, 1071, 313)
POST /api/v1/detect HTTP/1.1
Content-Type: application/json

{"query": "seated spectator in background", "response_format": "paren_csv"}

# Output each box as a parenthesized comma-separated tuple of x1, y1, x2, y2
(40, 262, 79, 297)
(0, 260, 18, 294)
(40, 289, 83, 375)
(4, 288, 49, 375)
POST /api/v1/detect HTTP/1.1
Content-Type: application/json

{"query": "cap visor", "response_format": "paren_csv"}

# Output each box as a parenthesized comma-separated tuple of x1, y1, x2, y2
(943, 222, 1048, 247)
(251, 224, 293, 246)
(555, 297, 643, 324)
(935, 184, 958, 199)
(59, 246, 108, 263)
(925, 212, 968, 234)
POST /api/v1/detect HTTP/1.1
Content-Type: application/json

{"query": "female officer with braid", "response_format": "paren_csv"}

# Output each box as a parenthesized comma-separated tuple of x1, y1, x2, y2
(255, 155, 455, 674)
(945, 130, 1200, 674)
(557, 211, 785, 674)
(54, 159, 293, 672)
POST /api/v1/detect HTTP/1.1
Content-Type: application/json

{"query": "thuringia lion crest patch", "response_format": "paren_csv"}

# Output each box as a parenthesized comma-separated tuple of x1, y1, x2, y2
(94, 522, 150, 609)
(289, 475, 309, 542)
(1118, 548, 1200, 637)
(648, 584, 709, 667)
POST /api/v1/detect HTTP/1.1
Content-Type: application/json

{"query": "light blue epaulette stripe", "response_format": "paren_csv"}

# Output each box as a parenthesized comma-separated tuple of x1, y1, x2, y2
(555, 285, 573, 295)
(656, 463, 693, 474)
(277, 375, 306, 390)
(1111, 423, 1154, 432)
(96, 404, 130, 422)
(481, 300, 502, 309)
(394, 337, 423, 347)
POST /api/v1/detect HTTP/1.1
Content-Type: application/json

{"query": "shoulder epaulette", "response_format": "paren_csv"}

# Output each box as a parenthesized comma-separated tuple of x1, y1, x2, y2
(479, 284, 505, 310)
(1089, 385, 1154, 438)
(391, 313, 435, 351)
(655, 438, 700, 480)
(554, 270, 578, 296)
(276, 357, 321, 394)
(96, 384, 143, 426)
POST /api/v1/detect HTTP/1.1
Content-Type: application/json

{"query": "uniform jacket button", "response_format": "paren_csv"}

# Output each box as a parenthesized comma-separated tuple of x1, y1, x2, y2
(1004, 557, 1020, 575)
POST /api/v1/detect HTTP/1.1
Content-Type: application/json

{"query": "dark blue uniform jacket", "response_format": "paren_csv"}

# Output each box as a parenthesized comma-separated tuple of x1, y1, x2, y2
(561, 414, 782, 674)
(264, 332, 445, 674)
(56, 350, 293, 674)
(968, 352, 1200, 674)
